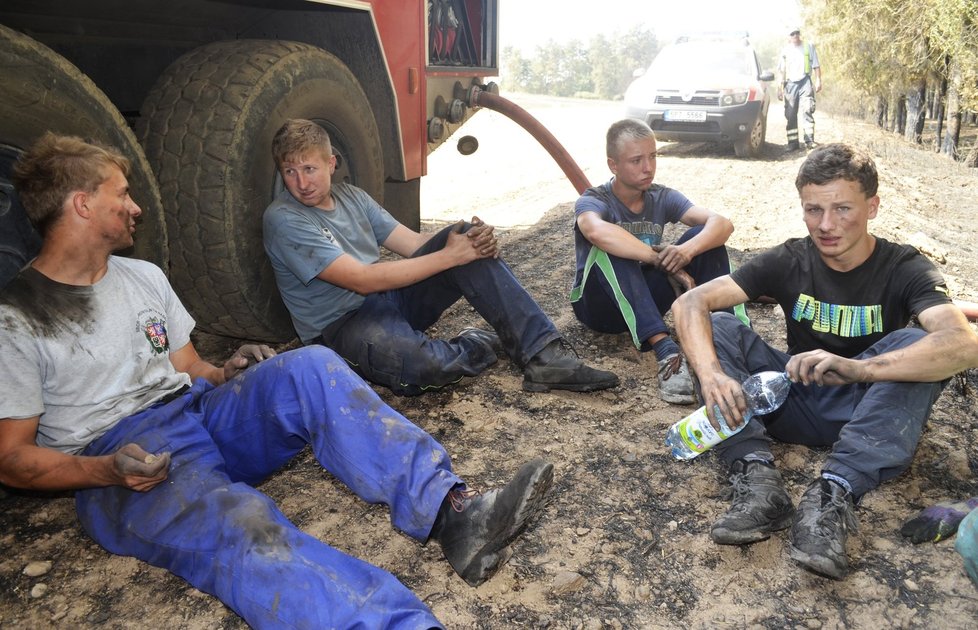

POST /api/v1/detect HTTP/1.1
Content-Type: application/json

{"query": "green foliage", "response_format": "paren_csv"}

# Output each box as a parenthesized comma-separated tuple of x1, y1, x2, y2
(500, 26, 658, 99)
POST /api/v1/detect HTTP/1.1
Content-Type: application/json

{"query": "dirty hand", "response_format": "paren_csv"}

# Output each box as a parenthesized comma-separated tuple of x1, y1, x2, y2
(900, 497, 978, 543)
(223, 343, 276, 381)
(786, 349, 866, 386)
(700, 371, 748, 431)
(656, 244, 691, 275)
(112, 443, 171, 491)
(466, 215, 500, 258)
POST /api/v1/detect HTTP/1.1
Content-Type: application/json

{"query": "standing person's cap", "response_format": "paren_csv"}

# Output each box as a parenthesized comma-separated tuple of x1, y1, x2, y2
(789, 27, 801, 36)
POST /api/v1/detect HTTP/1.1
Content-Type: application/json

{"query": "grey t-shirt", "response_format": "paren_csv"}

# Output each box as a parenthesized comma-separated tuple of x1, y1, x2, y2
(263, 183, 400, 343)
(0, 257, 194, 454)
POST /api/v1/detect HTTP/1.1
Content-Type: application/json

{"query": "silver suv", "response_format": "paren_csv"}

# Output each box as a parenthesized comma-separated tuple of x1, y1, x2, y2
(624, 34, 775, 158)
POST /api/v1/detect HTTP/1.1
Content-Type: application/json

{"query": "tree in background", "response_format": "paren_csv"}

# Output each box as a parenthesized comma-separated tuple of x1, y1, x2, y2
(803, 0, 977, 165)
(500, 25, 658, 100)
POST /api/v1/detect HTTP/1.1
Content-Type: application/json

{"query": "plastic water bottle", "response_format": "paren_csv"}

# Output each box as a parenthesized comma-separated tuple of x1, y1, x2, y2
(665, 371, 791, 460)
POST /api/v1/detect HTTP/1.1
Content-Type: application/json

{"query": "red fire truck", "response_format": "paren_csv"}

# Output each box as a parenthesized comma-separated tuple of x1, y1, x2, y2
(0, 0, 499, 340)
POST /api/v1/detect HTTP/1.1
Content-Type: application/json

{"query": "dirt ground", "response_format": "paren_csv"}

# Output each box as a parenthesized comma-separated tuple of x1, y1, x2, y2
(2, 95, 978, 629)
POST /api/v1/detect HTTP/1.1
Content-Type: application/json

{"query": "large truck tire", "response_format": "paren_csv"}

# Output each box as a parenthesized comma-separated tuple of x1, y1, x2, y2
(0, 23, 166, 290)
(138, 40, 384, 341)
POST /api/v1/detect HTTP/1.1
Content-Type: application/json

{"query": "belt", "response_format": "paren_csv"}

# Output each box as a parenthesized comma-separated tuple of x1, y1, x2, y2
(154, 384, 190, 406)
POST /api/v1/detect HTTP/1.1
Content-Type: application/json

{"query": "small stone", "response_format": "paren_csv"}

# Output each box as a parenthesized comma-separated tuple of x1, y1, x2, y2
(903, 579, 919, 592)
(623, 451, 638, 462)
(30, 583, 48, 598)
(552, 571, 586, 594)
(805, 619, 823, 629)
(23, 561, 52, 577)
(667, 520, 678, 531)
(635, 584, 652, 600)
(576, 527, 590, 536)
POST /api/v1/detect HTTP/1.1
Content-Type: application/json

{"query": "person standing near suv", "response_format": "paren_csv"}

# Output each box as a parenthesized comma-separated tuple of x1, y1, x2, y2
(778, 27, 822, 151)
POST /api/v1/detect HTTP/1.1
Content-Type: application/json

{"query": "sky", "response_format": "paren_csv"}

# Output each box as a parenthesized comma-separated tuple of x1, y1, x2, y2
(498, 0, 803, 52)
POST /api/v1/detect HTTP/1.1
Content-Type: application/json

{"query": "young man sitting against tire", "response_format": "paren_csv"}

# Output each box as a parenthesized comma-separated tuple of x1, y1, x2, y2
(0, 132, 556, 628)
(262, 118, 619, 396)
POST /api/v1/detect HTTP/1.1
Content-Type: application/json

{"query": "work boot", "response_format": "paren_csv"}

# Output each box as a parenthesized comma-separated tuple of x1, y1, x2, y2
(456, 327, 502, 354)
(711, 459, 795, 545)
(788, 477, 858, 580)
(432, 459, 554, 586)
(522, 339, 619, 393)
(657, 353, 696, 405)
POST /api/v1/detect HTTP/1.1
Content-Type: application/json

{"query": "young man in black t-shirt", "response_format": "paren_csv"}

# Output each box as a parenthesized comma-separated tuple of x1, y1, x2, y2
(672, 144, 978, 580)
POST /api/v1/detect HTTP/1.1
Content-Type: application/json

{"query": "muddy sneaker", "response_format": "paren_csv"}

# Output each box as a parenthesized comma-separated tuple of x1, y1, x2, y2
(711, 459, 795, 544)
(657, 353, 696, 404)
(522, 339, 619, 393)
(432, 459, 554, 586)
(788, 478, 858, 580)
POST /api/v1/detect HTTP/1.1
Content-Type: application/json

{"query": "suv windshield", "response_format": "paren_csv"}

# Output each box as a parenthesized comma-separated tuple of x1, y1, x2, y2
(648, 42, 755, 81)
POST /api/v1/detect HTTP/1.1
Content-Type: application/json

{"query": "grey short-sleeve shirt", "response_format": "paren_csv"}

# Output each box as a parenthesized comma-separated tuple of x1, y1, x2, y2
(0, 257, 194, 453)
(263, 183, 400, 342)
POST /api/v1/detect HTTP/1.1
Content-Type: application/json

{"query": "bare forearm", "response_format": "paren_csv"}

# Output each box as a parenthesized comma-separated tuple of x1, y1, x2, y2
(584, 225, 657, 264)
(0, 445, 115, 491)
(340, 250, 459, 294)
(861, 328, 978, 383)
(673, 292, 725, 378)
(678, 215, 733, 259)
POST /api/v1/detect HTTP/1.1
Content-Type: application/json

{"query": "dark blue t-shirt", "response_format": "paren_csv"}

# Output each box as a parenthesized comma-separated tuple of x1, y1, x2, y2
(573, 179, 694, 287)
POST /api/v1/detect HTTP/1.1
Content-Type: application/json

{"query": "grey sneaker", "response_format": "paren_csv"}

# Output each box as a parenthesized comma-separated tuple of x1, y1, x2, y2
(657, 353, 696, 404)
(432, 459, 554, 586)
(788, 478, 858, 580)
(711, 459, 795, 545)
(523, 339, 619, 393)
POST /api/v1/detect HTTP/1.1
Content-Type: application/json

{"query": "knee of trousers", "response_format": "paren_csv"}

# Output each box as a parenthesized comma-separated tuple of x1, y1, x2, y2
(711, 311, 744, 334)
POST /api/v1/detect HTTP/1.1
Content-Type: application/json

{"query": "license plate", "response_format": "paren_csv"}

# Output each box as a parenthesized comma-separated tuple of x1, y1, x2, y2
(664, 110, 707, 122)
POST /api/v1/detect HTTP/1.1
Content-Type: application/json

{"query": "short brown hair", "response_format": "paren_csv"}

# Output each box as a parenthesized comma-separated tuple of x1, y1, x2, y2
(271, 119, 332, 167)
(12, 132, 130, 236)
(795, 143, 878, 197)
(606, 119, 656, 159)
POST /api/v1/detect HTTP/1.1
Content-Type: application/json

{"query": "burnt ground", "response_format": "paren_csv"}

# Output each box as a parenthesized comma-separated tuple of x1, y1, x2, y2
(2, 96, 978, 629)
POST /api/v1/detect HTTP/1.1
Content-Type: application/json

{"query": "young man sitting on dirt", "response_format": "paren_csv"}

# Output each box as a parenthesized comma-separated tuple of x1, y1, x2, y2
(263, 119, 618, 396)
(672, 143, 978, 579)
(0, 132, 556, 628)
(571, 118, 736, 404)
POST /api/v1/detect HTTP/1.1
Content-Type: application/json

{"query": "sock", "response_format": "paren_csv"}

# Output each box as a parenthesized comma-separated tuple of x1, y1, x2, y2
(821, 472, 853, 495)
(650, 337, 679, 362)
(742, 452, 775, 467)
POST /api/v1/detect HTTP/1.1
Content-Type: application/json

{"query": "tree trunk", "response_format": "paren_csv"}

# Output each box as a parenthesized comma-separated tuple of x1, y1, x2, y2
(876, 95, 888, 128)
(934, 58, 949, 151)
(942, 58, 962, 159)
(905, 79, 927, 144)
(894, 94, 907, 135)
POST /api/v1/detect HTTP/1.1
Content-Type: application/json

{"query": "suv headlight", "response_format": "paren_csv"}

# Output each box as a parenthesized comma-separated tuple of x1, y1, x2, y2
(720, 90, 749, 107)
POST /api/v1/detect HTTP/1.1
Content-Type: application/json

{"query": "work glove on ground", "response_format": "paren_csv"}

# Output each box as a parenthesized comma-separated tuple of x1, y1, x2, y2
(900, 497, 978, 543)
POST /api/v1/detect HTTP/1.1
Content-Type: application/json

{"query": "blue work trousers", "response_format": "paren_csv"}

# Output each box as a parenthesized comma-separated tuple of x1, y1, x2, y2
(75, 346, 459, 629)
(321, 222, 559, 396)
(572, 226, 732, 350)
(708, 313, 946, 497)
